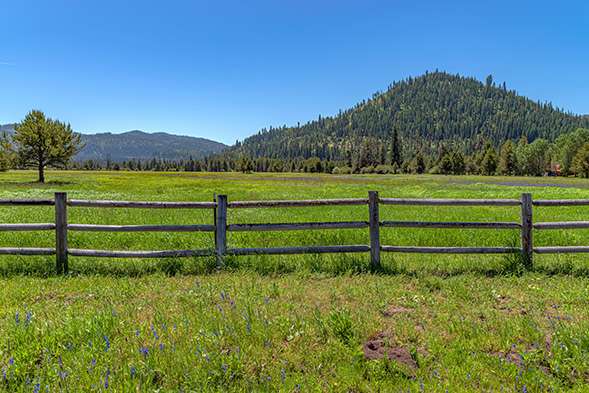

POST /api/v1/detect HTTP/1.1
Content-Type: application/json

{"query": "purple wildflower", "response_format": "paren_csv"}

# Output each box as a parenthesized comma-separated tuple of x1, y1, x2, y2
(159, 343, 165, 351)
(139, 346, 149, 358)
(8, 357, 14, 366)
(150, 324, 159, 340)
(33, 383, 40, 393)
(25, 311, 32, 325)
(15, 312, 19, 325)
(103, 335, 110, 352)
(104, 368, 110, 389)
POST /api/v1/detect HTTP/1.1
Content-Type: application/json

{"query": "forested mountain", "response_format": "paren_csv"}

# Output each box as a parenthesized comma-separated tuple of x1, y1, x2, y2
(77, 131, 226, 162)
(226, 72, 588, 163)
(0, 125, 227, 162)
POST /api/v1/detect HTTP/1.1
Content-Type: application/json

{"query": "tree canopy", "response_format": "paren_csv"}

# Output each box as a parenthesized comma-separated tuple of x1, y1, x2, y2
(13, 110, 82, 182)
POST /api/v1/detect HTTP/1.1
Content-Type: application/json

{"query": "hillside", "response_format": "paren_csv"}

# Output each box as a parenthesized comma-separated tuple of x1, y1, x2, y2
(227, 72, 589, 162)
(0, 125, 227, 162)
(77, 131, 226, 162)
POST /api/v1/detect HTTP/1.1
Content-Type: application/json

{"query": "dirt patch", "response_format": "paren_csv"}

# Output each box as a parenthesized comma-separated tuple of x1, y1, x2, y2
(363, 332, 417, 369)
(494, 295, 528, 316)
(382, 305, 413, 317)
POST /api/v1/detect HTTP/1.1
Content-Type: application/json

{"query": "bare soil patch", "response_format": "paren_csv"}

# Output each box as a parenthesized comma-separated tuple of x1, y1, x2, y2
(363, 331, 417, 369)
(382, 305, 413, 317)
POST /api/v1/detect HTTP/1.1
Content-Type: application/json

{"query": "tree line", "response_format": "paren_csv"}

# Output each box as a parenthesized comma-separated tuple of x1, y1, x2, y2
(51, 128, 589, 178)
(2, 108, 589, 182)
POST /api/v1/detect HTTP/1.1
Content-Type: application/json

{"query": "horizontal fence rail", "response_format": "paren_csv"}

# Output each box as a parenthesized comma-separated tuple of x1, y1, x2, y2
(379, 198, 521, 206)
(227, 245, 371, 256)
(380, 221, 521, 229)
(68, 248, 215, 258)
(0, 247, 55, 255)
(228, 221, 369, 232)
(227, 198, 368, 208)
(1, 192, 588, 274)
(69, 200, 216, 209)
(380, 246, 521, 254)
(0, 199, 55, 206)
(0, 223, 56, 231)
(533, 200, 589, 206)
(68, 224, 215, 232)
(534, 221, 589, 230)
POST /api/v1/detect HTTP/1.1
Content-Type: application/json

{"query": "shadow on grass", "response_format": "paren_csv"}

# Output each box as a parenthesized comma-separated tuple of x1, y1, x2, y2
(3, 180, 76, 187)
(2, 253, 589, 279)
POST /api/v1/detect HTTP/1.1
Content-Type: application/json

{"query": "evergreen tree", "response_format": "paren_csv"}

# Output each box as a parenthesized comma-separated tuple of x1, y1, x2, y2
(451, 150, 466, 175)
(411, 151, 426, 174)
(498, 140, 517, 175)
(439, 153, 453, 174)
(390, 127, 402, 166)
(481, 144, 498, 175)
(13, 110, 83, 182)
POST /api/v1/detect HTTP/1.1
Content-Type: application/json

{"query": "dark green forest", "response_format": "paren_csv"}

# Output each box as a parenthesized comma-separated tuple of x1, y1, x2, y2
(227, 72, 587, 160)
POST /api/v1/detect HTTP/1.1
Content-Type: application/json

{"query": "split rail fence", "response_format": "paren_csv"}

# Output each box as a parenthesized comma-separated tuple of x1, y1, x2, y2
(1, 192, 588, 274)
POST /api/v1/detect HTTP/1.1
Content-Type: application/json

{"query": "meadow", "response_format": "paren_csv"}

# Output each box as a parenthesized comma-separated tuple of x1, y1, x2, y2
(1, 170, 589, 391)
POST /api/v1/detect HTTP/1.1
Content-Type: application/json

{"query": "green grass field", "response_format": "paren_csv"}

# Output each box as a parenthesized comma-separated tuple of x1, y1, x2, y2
(1, 170, 589, 391)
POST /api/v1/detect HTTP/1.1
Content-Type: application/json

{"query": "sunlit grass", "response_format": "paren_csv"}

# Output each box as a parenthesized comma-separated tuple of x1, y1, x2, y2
(1, 170, 588, 276)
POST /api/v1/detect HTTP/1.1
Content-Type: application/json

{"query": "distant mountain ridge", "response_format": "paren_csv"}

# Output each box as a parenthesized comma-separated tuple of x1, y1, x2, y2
(0, 125, 227, 162)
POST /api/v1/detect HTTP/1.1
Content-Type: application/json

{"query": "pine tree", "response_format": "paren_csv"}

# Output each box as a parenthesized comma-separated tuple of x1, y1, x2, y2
(481, 144, 498, 175)
(390, 128, 402, 166)
(13, 110, 83, 182)
(439, 153, 453, 174)
(498, 140, 517, 175)
(412, 151, 426, 174)
(451, 151, 466, 175)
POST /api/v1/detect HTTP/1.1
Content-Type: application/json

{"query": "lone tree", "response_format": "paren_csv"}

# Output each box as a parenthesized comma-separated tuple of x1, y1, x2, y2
(13, 110, 82, 182)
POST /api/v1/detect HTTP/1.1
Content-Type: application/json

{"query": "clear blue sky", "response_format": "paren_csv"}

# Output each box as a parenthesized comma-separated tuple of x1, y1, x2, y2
(1, 0, 587, 144)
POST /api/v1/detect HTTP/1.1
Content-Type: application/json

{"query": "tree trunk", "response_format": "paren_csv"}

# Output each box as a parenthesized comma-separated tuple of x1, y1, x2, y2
(38, 163, 45, 183)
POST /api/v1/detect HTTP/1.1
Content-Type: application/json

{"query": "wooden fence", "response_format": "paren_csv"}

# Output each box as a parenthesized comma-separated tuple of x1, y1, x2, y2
(1, 191, 588, 274)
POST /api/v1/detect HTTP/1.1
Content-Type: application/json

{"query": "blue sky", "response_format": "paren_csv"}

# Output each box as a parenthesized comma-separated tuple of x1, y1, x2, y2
(1, 0, 587, 144)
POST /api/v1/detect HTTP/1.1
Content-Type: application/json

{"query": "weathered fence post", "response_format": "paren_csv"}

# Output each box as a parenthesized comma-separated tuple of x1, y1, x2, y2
(368, 191, 381, 270)
(520, 193, 533, 267)
(55, 192, 68, 274)
(215, 194, 227, 268)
